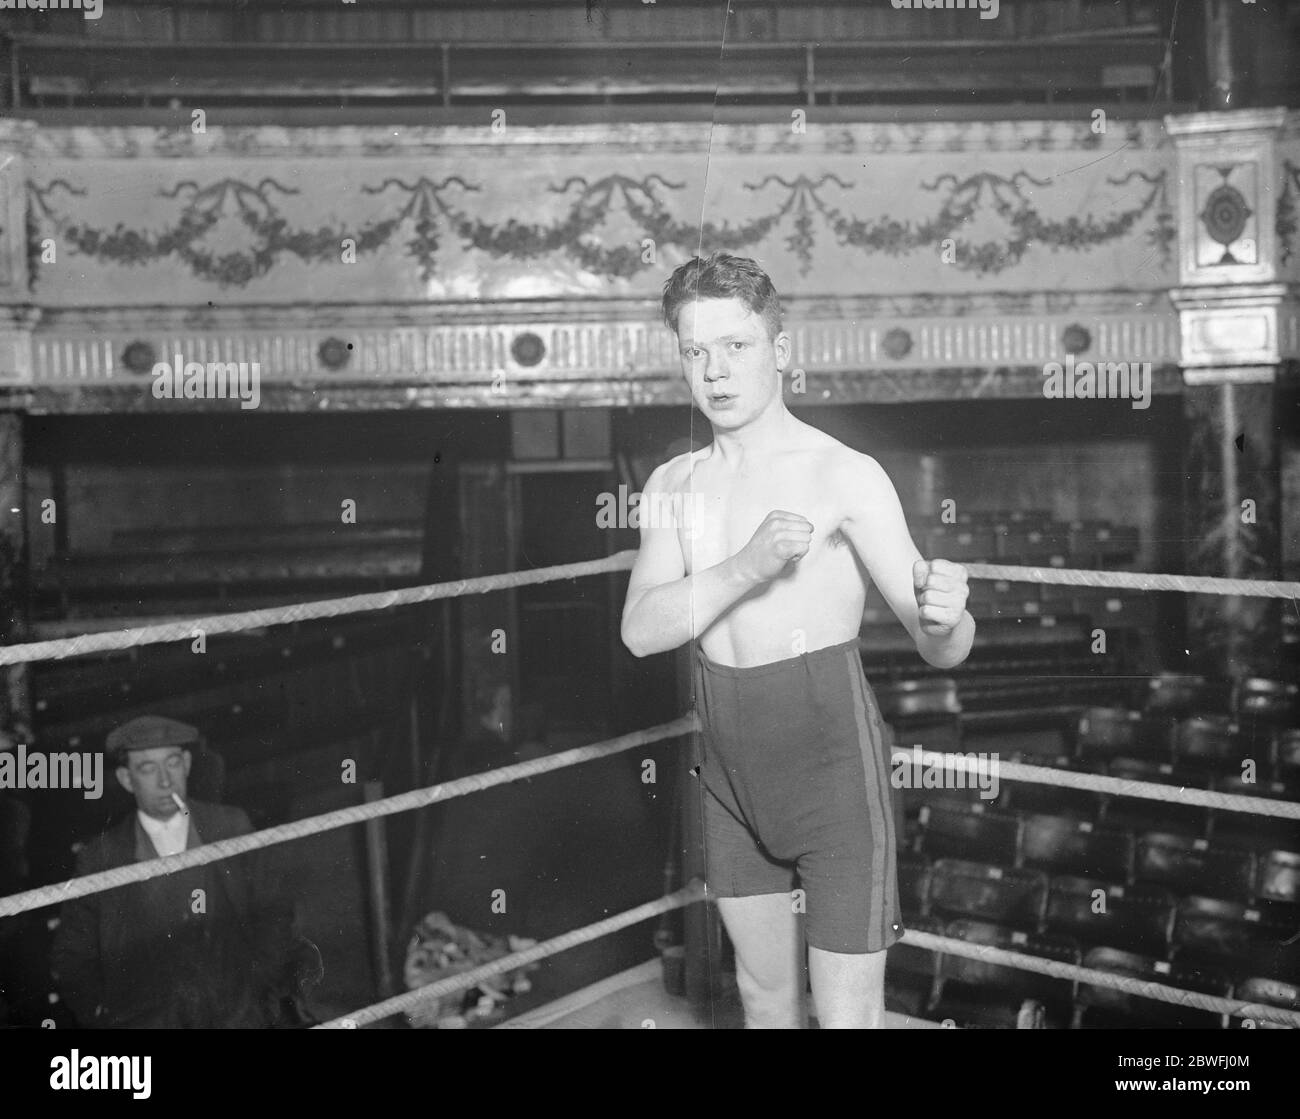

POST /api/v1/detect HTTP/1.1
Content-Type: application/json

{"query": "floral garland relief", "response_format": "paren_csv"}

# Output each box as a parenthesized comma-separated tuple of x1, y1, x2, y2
(26, 167, 1174, 289)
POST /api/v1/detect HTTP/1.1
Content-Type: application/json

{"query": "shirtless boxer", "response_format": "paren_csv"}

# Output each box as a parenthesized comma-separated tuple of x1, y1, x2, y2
(620, 253, 975, 1029)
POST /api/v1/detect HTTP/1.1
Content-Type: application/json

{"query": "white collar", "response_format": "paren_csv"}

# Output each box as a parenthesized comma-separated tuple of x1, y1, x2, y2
(138, 808, 189, 855)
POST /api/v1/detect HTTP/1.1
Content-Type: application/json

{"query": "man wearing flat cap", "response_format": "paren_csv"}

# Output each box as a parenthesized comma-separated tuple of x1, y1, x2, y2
(51, 716, 310, 1028)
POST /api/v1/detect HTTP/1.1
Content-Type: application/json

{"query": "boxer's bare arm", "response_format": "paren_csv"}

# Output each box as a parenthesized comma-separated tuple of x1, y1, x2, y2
(620, 463, 753, 657)
(837, 452, 975, 670)
(620, 461, 812, 658)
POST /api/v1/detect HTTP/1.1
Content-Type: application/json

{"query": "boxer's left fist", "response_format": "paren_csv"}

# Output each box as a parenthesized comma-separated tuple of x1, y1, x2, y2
(912, 558, 969, 637)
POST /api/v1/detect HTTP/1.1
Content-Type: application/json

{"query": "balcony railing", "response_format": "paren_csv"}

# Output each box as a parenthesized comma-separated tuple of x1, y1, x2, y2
(2, 29, 1168, 110)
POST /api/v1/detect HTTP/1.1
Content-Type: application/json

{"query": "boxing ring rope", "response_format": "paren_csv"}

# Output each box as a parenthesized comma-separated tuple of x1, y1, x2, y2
(0, 554, 1297, 667)
(0, 716, 697, 919)
(0, 553, 641, 666)
(314, 883, 709, 1029)
(315, 911, 1300, 1029)
(963, 562, 1300, 601)
(891, 753, 1300, 820)
(2, 554, 1297, 1026)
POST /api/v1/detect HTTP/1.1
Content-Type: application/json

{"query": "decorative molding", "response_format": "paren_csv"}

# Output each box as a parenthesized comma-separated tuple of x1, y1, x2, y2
(1182, 366, 1277, 387)
(1169, 283, 1290, 367)
(1164, 108, 1289, 141)
(1164, 108, 1285, 287)
(25, 166, 1175, 289)
(7, 302, 1183, 404)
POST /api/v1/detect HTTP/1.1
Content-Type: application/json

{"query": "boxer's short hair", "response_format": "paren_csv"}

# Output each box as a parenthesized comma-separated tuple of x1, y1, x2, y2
(661, 253, 783, 341)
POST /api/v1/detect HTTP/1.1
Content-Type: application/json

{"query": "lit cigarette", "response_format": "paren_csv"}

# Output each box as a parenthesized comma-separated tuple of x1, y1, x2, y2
(171, 791, 188, 815)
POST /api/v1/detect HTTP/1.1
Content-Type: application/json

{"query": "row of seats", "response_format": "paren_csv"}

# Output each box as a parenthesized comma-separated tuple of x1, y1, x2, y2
(1072, 708, 1298, 768)
(920, 515, 1139, 566)
(878, 665, 1294, 722)
(880, 675, 1300, 732)
(886, 915, 1299, 1029)
(962, 583, 1158, 629)
(906, 805, 1298, 903)
(882, 686, 1300, 783)
(898, 854, 1299, 980)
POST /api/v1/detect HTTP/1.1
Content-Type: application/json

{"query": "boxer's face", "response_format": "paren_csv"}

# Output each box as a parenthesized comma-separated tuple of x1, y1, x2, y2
(676, 298, 789, 431)
(116, 745, 192, 819)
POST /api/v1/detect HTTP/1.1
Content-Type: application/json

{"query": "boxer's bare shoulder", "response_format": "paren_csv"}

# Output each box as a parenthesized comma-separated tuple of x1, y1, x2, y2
(645, 446, 708, 498)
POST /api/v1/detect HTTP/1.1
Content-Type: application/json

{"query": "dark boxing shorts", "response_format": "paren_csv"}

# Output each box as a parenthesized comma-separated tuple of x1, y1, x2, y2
(693, 637, 903, 955)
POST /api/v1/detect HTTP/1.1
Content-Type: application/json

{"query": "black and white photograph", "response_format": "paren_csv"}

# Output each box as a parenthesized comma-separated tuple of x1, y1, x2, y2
(0, 0, 1297, 1070)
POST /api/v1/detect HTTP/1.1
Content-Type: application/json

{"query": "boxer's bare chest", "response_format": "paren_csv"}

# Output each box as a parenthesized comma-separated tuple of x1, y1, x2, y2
(674, 453, 851, 575)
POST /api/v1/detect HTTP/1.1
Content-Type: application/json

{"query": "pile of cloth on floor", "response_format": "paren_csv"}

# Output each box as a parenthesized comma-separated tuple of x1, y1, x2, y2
(402, 911, 538, 1028)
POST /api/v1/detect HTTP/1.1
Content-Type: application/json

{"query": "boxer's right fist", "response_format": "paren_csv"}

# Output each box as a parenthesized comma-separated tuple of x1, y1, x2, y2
(736, 510, 813, 583)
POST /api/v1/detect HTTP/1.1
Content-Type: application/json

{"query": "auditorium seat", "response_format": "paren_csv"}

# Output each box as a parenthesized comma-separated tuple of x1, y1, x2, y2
(1232, 677, 1299, 728)
(1074, 947, 1232, 1029)
(1254, 849, 1300, 912)
(929, 918, 1079, 1029)
(876, 677, 962, 754)
(1172, 716, 1253, 780)
(1020, 813, 1132, 882)
(1069, 588, 1159, 637)
(1102, 758, 1210, 837)
(1133, 832, 1256, 902)
(1044, 876, 1174, 955)
(1272, 729, 1300, 784)
(1208, 777, 1300, 852)
(1067, 521, 1140, 568)
(917, 804, 1020, 865)
(1144, 672, 1216, 714)
(928, 859, 1048, 930)
(978, 721, 1073, 763)
(994, 524, 1069, 568)
(1171, 895, 1300, 982)
(1231, 977, 1300, 1029)
(1074, 708, 1146, 762)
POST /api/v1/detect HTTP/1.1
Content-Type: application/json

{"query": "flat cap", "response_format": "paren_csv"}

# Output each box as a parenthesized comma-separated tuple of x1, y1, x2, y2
(106, 715, 199, 761)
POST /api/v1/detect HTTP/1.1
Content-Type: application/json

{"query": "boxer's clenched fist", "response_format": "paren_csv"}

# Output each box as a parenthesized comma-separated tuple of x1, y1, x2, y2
(737, 510, 814, 583)
(913, 557, 969, 636)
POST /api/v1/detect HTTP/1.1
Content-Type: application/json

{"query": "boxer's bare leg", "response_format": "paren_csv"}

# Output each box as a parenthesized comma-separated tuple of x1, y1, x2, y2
(716, 894, 805, 1029)
(808, 945, 887, 1029)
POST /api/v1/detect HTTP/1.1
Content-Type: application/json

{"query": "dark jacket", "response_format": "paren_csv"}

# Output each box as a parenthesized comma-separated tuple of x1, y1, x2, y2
(51, 800, 295, 1029)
